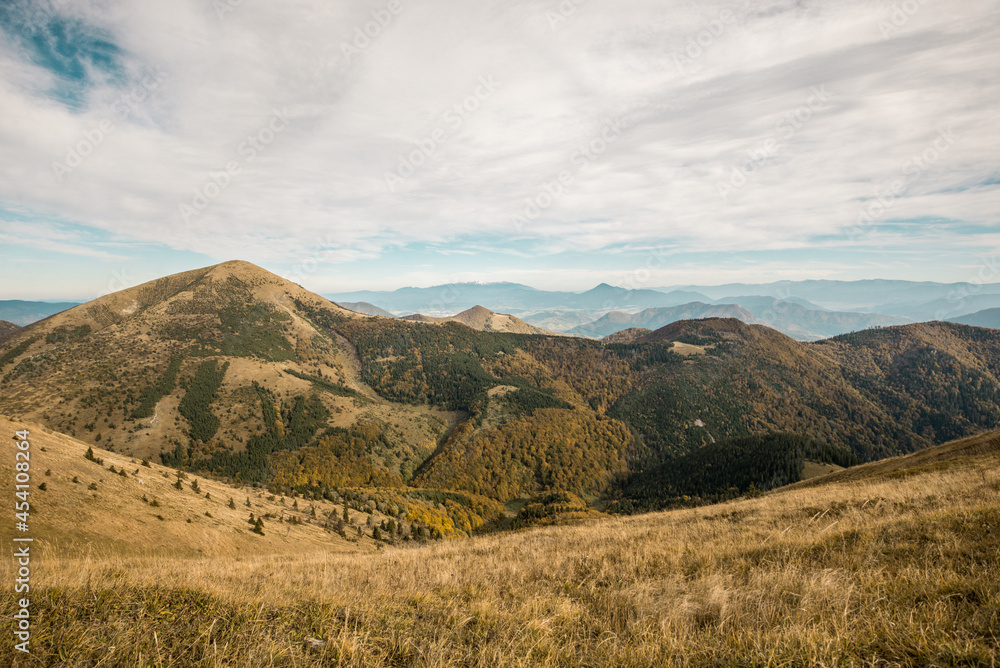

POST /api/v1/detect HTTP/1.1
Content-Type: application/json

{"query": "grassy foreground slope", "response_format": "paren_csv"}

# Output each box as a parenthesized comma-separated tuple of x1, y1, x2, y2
(2, 420, 999, 666)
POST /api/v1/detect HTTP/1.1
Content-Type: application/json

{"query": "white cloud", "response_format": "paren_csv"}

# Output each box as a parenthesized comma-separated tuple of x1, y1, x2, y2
(0, 0, 997, 281)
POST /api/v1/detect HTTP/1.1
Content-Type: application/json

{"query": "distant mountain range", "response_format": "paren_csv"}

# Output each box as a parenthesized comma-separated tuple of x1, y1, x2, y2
(569, 304, 759, 338)
(329, 279, 988, 341)
(328, 283, 710, 315)
(6, 278, 999, 340)
(658, 279, 1000, 316)
(0, 300, 81, 326)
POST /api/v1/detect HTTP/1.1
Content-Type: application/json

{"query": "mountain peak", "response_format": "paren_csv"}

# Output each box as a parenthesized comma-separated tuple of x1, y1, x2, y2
(638, 316, 780, 344)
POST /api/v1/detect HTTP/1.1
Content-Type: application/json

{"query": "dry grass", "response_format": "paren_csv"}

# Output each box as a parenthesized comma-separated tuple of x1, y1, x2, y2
(3, 427, 999, 666)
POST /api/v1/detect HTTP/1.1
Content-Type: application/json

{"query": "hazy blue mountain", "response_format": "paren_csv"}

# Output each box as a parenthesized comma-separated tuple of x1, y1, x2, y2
(0, 300, 80, 326)
(715, 295, 828, 312)
(715, 296, 911, 340)
(336, 301, 396, 318)
(572, 299, 911, 341)
(872, 293, 1000, 321)
(329, 282, 550, 314)
(329, 279, 1000, 338)
(569, 303, 759, 338)
(660, 280, 1000, 312)
(948, 308, 1000, 329)
(327, 283, 710, 316)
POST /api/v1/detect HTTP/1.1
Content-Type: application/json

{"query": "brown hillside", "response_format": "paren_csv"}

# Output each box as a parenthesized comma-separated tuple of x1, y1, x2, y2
(0, 319, 20, 342)
(784, 427, 1000, 491)
(0, 261, 453, 475)
(0, 415, 374, 557)
(602, 327, 651, 344)
(402, 305, 560, 336)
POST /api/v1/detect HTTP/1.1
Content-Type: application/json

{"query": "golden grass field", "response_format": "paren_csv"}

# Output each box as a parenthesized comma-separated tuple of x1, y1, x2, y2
(2, 418, 999, 666)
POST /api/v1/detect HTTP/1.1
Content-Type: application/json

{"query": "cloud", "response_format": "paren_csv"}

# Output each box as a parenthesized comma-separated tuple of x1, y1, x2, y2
(0, 0, 997, 288)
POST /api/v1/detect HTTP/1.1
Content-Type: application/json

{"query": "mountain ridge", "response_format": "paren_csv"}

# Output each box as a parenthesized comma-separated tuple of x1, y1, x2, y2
(4, 261, 1000, 513)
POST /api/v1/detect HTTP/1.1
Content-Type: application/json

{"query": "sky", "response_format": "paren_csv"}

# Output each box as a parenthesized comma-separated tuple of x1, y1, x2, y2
(0, 0, 998, 300)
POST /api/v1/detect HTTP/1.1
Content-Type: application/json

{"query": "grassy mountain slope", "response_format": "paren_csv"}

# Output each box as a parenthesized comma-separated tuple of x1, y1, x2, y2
(4, 424, 997, 666)
(0, 261, 453, 487)
(1, 415, 504, 551)
(0, 319, 20, 341)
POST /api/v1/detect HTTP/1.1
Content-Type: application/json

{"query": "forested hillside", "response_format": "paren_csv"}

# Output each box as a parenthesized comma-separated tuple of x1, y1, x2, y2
(611, 433, 860, 512)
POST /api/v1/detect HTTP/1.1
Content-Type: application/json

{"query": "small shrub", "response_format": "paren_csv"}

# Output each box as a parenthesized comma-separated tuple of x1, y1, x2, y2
(88, 482, 98, 491)
(38, 482, 47, 491)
